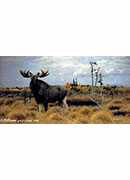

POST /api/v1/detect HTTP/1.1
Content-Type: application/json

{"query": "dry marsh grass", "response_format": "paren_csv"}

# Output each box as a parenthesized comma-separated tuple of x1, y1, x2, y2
(0, 92, 130, 124)
(90, 111, 113, 124)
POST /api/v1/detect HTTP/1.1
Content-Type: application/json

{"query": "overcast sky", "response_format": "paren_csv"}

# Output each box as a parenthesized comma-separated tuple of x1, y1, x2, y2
(0, 56, 130, 87)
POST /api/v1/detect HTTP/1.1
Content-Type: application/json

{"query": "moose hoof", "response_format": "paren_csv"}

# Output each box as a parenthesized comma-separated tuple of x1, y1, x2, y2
(16, 119, 24, 124)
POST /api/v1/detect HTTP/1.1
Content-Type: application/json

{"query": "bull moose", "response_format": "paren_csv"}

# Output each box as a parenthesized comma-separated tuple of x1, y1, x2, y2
(20, 69, 68, 112)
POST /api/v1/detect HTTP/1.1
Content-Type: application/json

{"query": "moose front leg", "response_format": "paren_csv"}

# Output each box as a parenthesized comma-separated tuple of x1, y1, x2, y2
(38, 104, 44, 112)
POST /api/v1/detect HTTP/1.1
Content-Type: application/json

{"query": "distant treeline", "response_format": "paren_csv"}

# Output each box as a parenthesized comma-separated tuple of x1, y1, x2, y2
(0, 87, 32, 97)
(66, 84, 130, 96)
(0, 85, 130, 98)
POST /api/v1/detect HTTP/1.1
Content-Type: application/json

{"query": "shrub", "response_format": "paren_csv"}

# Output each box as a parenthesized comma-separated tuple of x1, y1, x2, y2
(78, 107, 92, 115)
(70, 112, 78, 119)
(109, 105, 121, 110)
(0, 98, 5, 105)
(106, 100, 123, 111)
(113, 117, 130, 124)
(111, 99, 123, 104)
(0, 106, 11, 119)
(90, 111, 113, 124)
(45, 113, 65, 123)
(8, 110, 26, 120)
(64, 118, 81, 124)
(125, 96, 130, 102)
(11, 100, 23, 108)
(4, 98, 13, 105)
(26, 111, 37, 120)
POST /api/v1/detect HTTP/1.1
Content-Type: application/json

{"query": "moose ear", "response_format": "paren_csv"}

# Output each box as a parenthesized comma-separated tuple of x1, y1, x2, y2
(36, 72, 40, 76)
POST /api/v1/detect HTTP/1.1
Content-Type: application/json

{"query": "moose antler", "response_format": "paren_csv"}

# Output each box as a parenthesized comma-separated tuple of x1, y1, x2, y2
(37, 69, 49, 78)
(19, 70, 33, 78)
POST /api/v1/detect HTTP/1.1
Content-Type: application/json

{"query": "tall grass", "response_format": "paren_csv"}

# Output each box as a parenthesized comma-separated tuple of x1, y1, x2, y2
(0, 92, 130, 123)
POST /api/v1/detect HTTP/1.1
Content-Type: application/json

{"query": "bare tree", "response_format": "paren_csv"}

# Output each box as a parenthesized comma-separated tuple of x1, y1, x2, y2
(95, 67, 100, 87)
(90, 62, 97, 95)
(98, 73, 104, 105)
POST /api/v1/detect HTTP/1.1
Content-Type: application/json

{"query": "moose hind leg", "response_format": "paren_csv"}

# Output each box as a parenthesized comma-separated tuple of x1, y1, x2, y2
(44, 102, 48, 112)
(58, 100, 63, 107)
(63, 96, 68, 108)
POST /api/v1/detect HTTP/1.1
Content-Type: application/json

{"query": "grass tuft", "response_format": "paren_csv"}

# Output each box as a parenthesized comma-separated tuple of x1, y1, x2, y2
(90, 111, 113, 124)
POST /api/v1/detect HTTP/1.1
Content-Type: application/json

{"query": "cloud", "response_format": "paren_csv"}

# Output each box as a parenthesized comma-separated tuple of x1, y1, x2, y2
(0, 56, 130, 86)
